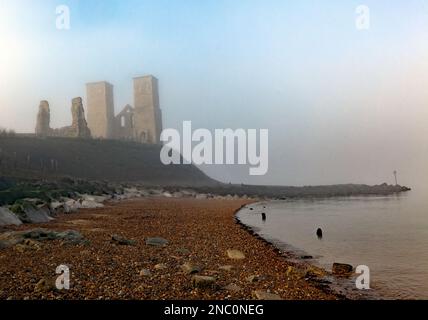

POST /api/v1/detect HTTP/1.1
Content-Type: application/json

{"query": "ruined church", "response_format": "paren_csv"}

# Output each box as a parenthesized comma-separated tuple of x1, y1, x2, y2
(35, 75, 163, 144)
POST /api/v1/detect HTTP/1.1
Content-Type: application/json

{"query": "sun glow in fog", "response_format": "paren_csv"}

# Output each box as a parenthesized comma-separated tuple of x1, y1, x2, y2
(0, 2, 27, 82)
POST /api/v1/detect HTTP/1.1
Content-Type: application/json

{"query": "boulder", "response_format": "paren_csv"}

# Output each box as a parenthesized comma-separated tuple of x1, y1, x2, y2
(227, 249, 246, 260)
(15, 239, 42, 252)
(192, 275, 216, 289)
(172, 192, 184, 198)
(154, 263, 168, 270)
(219, 265, 235, 272)
(146, 237, 169, 247)
(223, 283, 242, 292)
(80, 200, 104, 209)
(50, 201, 64, 213)
(81, 194, 108, 203)
(246, 275, 260, 283)
(176, 248, 191, 255)
(34, 277, 56, 293)
(23, 206, 53, 223)
(111, 234, 136, 246)
(0, 229, 87, 249)
(252, 290, 282, 300)
(0, 207, 22, 226)
(181, 262, 202, 275)
(305, 266, 326, 279)
(9, 200, 53, 224)
(63, 199, 81, 213)
(139, 269, 152, 277)
(332, 263, 353, 275)
(55, 230, 87, 245)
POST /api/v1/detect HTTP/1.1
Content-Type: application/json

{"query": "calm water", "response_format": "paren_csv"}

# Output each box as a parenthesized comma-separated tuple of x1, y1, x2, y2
(237, 190, 428, 299)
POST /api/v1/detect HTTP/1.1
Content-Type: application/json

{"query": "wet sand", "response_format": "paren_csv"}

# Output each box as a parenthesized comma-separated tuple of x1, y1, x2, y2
(0, 197, 339, 300)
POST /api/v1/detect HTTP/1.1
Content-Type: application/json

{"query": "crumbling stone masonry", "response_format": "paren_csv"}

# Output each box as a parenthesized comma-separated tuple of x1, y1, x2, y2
(35, 101, 51, 137)
(35, 75, 163, 144)
(86, 75, 163, 144)
(35, 97, 91, 139)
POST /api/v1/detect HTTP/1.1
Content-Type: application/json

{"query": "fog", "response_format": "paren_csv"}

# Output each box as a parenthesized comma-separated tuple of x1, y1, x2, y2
(1, 0, 428, 188)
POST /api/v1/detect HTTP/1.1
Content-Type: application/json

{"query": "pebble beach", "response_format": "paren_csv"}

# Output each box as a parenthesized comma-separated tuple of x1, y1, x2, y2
(0, 197, 339, 300)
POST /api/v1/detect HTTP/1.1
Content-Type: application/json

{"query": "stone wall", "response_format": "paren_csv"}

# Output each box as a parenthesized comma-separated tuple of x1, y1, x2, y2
(113, 105, 135, 141)
(35, 101, 51, 137)
(35, 75, 163, 144)
(35, 97, 91, 139)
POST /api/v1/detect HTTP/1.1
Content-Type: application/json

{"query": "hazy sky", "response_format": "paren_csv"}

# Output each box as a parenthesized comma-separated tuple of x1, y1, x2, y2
(1, 0, 428, 187)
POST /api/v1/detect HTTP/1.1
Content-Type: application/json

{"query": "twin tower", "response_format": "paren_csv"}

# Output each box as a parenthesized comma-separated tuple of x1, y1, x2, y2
(86, 75, 163, 144)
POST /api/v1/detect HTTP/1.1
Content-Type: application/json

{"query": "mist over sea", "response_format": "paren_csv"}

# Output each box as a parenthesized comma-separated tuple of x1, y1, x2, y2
(238, 189, 428, 299)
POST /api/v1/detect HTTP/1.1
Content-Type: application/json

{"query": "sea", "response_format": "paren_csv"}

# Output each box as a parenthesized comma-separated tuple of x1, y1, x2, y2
(237, 189, 428, 299)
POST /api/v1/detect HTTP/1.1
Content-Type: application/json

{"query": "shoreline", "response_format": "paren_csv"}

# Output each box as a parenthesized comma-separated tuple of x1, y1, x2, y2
(0, 197, 341, 300)
(235, 201, 388, 300)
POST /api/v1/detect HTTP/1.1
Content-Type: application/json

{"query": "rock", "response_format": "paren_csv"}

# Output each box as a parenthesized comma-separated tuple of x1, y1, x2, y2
(192, 275, 216, 289)
(181, 262, 201, 275)
(176, 248, 191, 255)
(63, 199, 80, 213)
(332, 263, 353, 275)
(50, 201, 64, 213)
(223, 283, 242, 292)
(56, 230, 87, 245)
(139, 269, 152, 277)
(317, 228, 323, 239)
(15, 239, 42, 252)
(23, 229, 58, 241)
(0, 232, 24, 249)
(10, 201, 53, 224)
(305, 266, 326, 279)
(219, 265, 235, 272)
(253, 290, 282, 300)
(227, 249, 246, 260)
(0, 207, 22, 226)
(172, 192, 184, 198)
(286, 266, 305, 279)
(246, 275, 260, 283)
(80, 200, 104, 209)
(146, 237, 169, 247)
(111, 234, 136, 246)
(154, 263, 167, 270)
(34, 277, 56, 293)
(162, 192, 173, 198)
(0, 229, 87, 249)
(301, 255, 313, 260)
(0, 241, 9, 249)
(81, 194, 108, 203)
(24, 229, 86, 245)
(23, 206, 53, 223)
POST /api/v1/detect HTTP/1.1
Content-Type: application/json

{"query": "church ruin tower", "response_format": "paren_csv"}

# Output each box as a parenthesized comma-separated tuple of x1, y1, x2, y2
(70, 97, 92, 138)
(35, 100, 51, 137)
(133, 75, 163, 144)
(86, 81, 115, 139)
